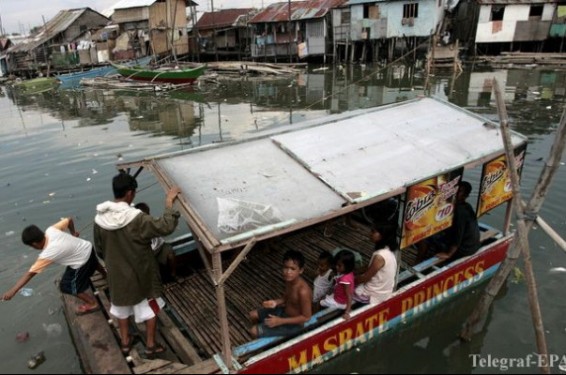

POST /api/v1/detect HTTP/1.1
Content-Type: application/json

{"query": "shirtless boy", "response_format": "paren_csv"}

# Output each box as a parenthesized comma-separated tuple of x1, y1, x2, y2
(249, 250, 313, 338)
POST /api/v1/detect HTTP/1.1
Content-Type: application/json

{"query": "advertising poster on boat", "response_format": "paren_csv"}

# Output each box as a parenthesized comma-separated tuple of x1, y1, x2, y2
(400, 168, 464, 249)
(477, 144, 527, 217)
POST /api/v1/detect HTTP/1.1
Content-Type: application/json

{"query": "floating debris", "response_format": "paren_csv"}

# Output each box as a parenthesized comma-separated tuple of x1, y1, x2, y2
(414, 337, 430, 349)
(27, 351, 45, 369)
(5, 230, 15, 236)
(86, 178, 91, 182)
(19, 288, 33, 297)
(16, 331, 30, 342)
(549, 267, 566, 274)
(42, 323, 62, 337)
(511, 267, 524, 284)
(91, 169, 98, 174)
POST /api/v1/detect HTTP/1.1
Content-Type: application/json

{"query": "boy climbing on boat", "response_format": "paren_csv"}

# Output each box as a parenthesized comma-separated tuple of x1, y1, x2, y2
(249, 250, 312, 338)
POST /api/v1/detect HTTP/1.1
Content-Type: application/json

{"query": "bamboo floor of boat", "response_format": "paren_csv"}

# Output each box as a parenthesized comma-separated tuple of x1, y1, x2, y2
(163, 216, 417, 360)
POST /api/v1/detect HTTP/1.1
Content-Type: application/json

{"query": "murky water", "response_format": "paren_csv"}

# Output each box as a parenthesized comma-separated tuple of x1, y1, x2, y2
(0, 64, 564, 373)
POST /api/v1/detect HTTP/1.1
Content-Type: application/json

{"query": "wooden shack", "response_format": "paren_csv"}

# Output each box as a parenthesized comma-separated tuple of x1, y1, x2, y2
(195, 8, 255, 60)
(249, 0, 348, 62)
(6, 8, 109, 75)
(110, 0, 196, 60)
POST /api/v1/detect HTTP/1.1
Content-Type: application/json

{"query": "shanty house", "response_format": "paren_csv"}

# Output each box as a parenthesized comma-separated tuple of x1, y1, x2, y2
(109, 0, 196, 60)
(335, 0, 445, 62)
(249, 0, 348, 61)
(7, 8, 109, 74)
(195, 8, 255, 59)
(452, 0, 556, 54)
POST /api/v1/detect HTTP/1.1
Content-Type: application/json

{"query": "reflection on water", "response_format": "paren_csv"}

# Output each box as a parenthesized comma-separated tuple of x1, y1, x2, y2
(5, 65, 565, 142)
(0, 65, 565, 374)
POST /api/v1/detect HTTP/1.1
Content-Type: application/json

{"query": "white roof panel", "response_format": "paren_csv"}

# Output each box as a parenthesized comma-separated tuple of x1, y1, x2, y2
(133, 97, 527, 247)
(273, 98, 521, 202)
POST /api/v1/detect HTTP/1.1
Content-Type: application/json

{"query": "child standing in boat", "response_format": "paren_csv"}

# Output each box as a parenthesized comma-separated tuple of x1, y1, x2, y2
(249, 250, 312, 338)
(319, 250, 355, 319)
(134, 202, 177, 282)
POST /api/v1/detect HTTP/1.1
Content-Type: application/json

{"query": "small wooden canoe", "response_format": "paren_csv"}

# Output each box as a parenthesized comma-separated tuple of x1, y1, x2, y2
(110, 62, 206, 84)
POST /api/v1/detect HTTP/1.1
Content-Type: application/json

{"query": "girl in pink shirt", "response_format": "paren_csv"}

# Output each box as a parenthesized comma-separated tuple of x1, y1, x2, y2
(320, 250, 356, 319)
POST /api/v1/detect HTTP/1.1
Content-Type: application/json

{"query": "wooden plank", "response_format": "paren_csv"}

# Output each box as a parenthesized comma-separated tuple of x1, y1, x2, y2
(157, 310, 202, 365)
(147, 362, 190, 374)
(133, 358, 171, 374)
(173, 358, 219, 374)
(61, 292, 131, 374)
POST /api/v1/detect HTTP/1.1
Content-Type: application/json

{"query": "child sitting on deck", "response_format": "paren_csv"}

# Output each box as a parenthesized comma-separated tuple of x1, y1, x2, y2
(319, 250, 355, 320)
(249, 250, 312, 338)
(312, 250, 334, 311)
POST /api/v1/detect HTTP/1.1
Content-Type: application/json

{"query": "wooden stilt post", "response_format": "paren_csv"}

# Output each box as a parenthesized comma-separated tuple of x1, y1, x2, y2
(461, 78, 566, 373)
(212, 252, 233, 369)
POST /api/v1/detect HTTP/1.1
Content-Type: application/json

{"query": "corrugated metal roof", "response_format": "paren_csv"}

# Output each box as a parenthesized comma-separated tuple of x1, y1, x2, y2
(477, 0, 553, 4)
(196, 8, 254, 30)
(112, 0, 158, 9)
(123, 97, 527, 245)
(249, 0, 348, 23)
(9, 8, 104, 53)
(112, 0, 196, 10)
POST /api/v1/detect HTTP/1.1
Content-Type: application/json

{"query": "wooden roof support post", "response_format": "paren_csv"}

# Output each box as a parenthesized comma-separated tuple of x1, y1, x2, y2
(212, 251, 233, 370)
(461, 78, 566, 373)
(217, 238, 257, 286)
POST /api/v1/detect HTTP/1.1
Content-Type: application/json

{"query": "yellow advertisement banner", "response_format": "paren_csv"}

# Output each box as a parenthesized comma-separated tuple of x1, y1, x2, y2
(400, 169, 463, 249)
(477, 144, 527, 217)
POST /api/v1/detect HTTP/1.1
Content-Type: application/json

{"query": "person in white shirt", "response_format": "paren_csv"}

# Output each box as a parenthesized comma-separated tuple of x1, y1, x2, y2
(354, 223, 398, 305)
(312, 250, 334, 311)
(2, 218, 106, 315)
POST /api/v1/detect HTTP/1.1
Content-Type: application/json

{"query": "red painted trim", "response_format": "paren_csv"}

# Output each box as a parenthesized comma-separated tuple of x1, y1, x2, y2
(239, 238, 511, 374)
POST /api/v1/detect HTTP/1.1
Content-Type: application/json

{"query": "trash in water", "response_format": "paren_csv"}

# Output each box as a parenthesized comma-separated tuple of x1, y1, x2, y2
(19, 288, 33, 297)
(48, 192, 56, 197)
(15, 331, 29, 342)
(414, 337, 430, 349)
(42, 323, 62, 337)
(27, 351, 45, 369)
(549, 267, 566, 274)
(86, 177, 91, 182)
(92, 169, 98, 174)
(510, 267, 524, 284)
(5, 230, 15, 237)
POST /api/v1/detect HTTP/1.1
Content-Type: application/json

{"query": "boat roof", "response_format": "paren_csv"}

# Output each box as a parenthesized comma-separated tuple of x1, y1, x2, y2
(118, 97, 528, 252)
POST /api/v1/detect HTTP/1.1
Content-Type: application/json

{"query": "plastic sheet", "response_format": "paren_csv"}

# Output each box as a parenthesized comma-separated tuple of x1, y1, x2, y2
(217, 197, 283, 234)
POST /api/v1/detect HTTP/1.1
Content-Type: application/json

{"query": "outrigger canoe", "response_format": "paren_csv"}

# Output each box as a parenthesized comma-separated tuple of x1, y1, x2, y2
(110, 61, 206, 84)
(63, 97, 528, 374)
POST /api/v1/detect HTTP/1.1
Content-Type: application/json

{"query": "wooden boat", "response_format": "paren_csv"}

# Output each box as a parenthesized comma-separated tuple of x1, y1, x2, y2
(12, 77, 59, 94)
(57, 56, 153, 89)
(63, 97, 528, 373)
(110, 61, 207, 84)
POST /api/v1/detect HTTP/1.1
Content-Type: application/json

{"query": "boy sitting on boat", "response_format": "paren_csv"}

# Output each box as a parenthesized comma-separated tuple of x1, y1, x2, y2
(249, 250, 312, 338)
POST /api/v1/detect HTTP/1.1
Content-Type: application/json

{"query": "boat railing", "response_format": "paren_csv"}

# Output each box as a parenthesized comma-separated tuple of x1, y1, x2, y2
(232, 307, 341, 358)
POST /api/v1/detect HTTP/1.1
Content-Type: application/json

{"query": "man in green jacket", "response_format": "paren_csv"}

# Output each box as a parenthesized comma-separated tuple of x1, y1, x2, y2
(94, 172, 181, 358)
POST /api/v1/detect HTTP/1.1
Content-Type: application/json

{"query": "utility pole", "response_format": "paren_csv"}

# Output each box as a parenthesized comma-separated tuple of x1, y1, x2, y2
(288, 0, 292, 62)
(0, 4, 4, 36)
(211, 0, 218, 61)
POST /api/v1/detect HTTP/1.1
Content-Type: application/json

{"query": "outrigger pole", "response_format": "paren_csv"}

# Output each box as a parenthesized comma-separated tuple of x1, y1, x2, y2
(461, 79, 566, 374)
